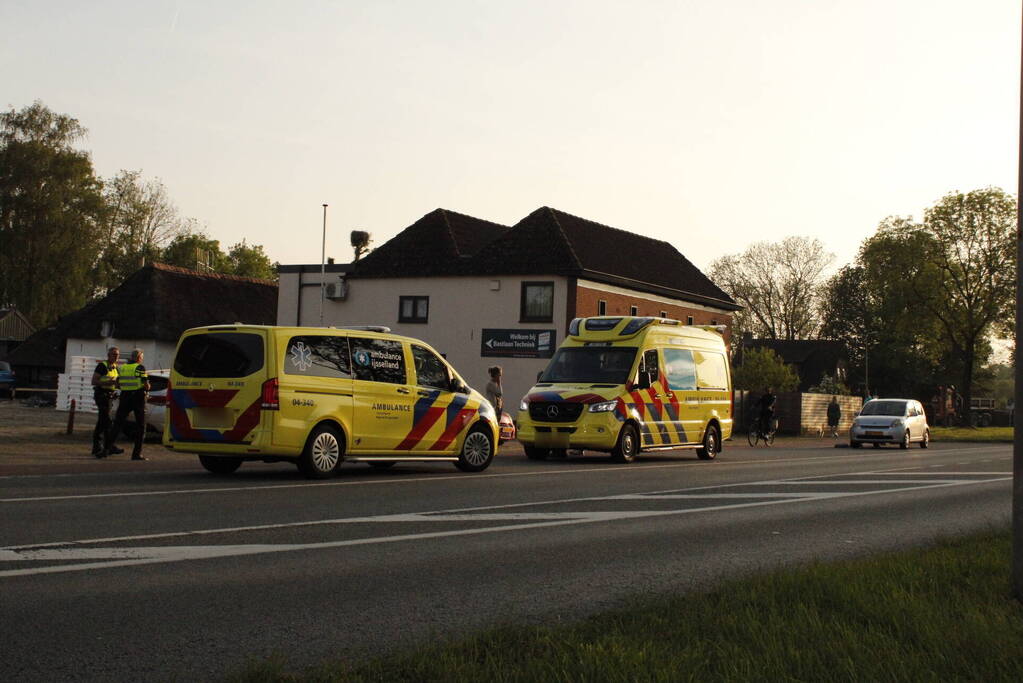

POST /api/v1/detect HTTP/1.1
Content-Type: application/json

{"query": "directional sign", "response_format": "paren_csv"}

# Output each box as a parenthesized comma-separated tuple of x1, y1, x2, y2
(480, 329, 556, 358)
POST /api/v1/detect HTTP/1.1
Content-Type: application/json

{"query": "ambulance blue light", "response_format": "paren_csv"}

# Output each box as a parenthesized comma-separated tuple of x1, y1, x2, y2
(620, 317, 655, 335)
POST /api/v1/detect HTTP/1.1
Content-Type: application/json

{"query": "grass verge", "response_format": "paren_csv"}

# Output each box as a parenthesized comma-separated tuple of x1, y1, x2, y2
(229, 531, 1023, 682)
(930, 426, 1013, 443)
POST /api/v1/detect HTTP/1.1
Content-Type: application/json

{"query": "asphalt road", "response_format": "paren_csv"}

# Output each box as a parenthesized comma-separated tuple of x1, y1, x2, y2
(0, 440, 1013, 681)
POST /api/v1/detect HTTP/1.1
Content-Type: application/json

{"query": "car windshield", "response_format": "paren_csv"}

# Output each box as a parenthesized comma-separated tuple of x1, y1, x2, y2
(860, 400, 907, 417)
(540, 347, 637, 384)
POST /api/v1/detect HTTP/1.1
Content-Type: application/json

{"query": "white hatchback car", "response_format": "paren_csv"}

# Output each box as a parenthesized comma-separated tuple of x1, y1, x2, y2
(850, 399, 929, 450)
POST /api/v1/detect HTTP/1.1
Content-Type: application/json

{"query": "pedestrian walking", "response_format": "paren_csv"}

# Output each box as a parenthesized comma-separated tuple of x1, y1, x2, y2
(91, 346, 124, 458)
(485, 365, 504, 415)
(106, 349, 150, 460)
(827, 395, 841, 438)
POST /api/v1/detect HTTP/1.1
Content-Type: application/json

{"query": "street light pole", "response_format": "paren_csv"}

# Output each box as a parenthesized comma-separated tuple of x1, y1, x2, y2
(320, 203, 328, 327)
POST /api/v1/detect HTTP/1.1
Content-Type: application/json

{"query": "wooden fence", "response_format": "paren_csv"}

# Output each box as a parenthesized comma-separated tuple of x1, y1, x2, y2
(734, 391, 863, 435)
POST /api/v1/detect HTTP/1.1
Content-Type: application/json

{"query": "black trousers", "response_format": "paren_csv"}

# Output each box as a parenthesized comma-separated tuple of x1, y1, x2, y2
(93, 391, 114, 450)
(109, 391, 146, 455)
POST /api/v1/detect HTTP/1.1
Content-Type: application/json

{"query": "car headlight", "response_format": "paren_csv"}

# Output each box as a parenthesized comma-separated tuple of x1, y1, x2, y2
(519, 399, 529, 411)
(588, 400, 617, 413)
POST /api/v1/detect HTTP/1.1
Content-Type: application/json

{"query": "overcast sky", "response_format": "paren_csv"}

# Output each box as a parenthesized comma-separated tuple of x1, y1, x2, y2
(3, 0, 1019, 273)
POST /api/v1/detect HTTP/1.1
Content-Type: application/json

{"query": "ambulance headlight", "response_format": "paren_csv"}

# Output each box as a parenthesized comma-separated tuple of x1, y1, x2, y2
(519, 399, 529, 411)
(588, 401, 618, 413)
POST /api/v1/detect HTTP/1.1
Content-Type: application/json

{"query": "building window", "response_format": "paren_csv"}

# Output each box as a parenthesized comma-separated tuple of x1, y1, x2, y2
(630, 305, 638, 316)
(711, 319, 718, 325)
(597, 300, 607, 316)
(659, 310, 668, 318)
(521, 282, 554, 322)
(686, 315, 694, 325)
(399, 296, 429, 323)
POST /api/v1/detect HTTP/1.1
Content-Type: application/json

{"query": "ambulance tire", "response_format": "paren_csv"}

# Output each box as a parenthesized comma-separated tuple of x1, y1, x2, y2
(299, 424, 344, 479)
(524, 445, 550, 460)
(198, 455, 242, 475)
(697, 425, 719, 460)
(611, 424, 639, 463)
(455, 424, 494, 472)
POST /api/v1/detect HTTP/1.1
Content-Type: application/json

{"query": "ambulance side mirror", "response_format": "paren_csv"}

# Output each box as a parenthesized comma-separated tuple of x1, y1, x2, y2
(636, 372, 651, 390)
(450, 378, 469, 394)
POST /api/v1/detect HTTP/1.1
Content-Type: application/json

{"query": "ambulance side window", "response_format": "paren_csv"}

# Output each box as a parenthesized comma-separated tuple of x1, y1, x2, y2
(663, 348, 696, 391)
(284, 335, 351, 379)
(349, 338, 407, 384)
(641, 349, 659, 384)
(693, 351, 728, 390)
(411, 345, 449, 390)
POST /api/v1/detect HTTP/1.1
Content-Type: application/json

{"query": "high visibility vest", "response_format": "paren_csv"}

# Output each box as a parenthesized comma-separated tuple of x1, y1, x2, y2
(118, 362, 147, 392)
(96, 362, 118, 392)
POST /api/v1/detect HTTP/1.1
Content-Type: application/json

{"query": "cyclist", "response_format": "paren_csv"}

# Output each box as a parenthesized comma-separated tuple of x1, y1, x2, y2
(757, 387, 776, 437)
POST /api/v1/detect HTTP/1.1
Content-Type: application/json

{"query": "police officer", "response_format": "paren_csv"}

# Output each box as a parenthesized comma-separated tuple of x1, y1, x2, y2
(91, 346, 124, 458)
(106, 349, 151, 460)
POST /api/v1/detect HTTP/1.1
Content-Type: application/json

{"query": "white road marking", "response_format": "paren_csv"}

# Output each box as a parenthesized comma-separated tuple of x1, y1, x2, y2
(0, 471, 1010, 578)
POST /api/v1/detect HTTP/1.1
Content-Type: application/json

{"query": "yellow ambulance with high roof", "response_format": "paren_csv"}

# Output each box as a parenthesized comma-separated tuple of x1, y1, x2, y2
(516, 316, 732, 462)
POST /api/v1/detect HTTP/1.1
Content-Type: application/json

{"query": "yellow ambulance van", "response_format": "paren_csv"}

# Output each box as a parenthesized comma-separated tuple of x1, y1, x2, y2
(516, 316, 732, 463)
(163, 325, 499, 478)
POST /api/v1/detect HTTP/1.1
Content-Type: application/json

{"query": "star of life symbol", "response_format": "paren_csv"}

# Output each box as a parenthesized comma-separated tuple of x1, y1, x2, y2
(290, 342, 313, 371)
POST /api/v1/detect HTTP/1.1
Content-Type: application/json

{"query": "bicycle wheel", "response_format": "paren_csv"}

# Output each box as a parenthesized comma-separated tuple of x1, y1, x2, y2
(747, 427, 759, 447)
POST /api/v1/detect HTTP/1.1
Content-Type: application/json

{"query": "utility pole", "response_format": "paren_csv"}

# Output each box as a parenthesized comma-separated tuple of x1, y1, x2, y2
(1014, 6, 1022, 601)
(320, 203, 328, 327)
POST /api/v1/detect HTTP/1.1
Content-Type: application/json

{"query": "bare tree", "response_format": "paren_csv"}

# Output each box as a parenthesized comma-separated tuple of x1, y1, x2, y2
(711, 236, 834, 341)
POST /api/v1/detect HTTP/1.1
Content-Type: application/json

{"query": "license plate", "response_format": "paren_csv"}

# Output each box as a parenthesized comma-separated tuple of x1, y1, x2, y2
(865, 431, 883, 437)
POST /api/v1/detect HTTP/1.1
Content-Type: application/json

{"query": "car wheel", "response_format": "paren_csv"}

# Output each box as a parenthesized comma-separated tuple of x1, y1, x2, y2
(299, 424, 344, 479)
(920, 429, 929, 449)
(611, 424, 639, 463)
(368, 461, 395, 469)
(524, 445, 550, 460)
(198, 455, 242, 475)
(900, 431, 910, 450)
(697, 424, 719, 460)
(456, 424, 494, 472)
(850, 440, 862, 448)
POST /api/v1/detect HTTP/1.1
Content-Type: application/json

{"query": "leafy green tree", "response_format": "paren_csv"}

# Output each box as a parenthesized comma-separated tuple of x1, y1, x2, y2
(732, 347, 799, 392)
(223, 240, 276, 280)
(0, 101, 107, 327)
(808, 373, 850, 396)
(160, 229, 224, 272)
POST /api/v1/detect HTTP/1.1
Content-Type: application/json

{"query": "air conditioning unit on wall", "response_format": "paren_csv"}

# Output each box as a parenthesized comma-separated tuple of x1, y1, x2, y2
(324, 281, 348, 300)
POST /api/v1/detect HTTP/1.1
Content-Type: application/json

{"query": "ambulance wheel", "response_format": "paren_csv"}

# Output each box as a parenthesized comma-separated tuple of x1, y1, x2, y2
(697, 425, 719, 460)
(456, 424, 494, 472)
(198, 455, 242, 475)
(299, 424, 344, 479)
(524, 445, 550, 460)
(611, 424, 639, 463)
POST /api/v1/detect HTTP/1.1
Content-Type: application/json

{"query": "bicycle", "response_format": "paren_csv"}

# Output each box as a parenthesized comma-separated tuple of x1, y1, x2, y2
(747, 416, 777, 447)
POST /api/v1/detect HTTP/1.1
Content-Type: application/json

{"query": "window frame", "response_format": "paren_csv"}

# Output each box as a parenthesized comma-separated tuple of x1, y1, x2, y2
(398, 295, 430, 324)
(520, 281, 555, 323)
(629, 305, 638, 316)
(597, 299, 607, 316)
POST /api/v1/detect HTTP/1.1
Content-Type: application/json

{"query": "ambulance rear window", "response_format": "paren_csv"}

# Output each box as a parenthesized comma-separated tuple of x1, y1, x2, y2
(174, 333, 265, 378)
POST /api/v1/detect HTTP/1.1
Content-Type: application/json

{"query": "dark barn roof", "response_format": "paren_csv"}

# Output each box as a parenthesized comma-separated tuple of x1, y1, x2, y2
(7, 263, 277, 370)
(350, 206, 737, 310)
(352, 209, 510, 277)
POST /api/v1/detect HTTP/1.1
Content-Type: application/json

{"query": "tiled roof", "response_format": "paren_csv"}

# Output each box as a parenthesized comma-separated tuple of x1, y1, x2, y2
(350, 206, 737, 309)
(7, 263, 277, 368)
(352, 209, 510, 277)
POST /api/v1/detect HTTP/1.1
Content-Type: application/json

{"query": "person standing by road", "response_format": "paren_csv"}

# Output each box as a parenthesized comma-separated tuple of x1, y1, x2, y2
(106, 349, 150, 460)
(485, 365, 504, 414)
(827, 395, 842, 438)
(91, 346, 124, 458)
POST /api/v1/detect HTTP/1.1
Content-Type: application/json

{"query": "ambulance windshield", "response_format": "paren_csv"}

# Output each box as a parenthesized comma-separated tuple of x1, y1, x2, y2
(540, 347, 637, 384)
